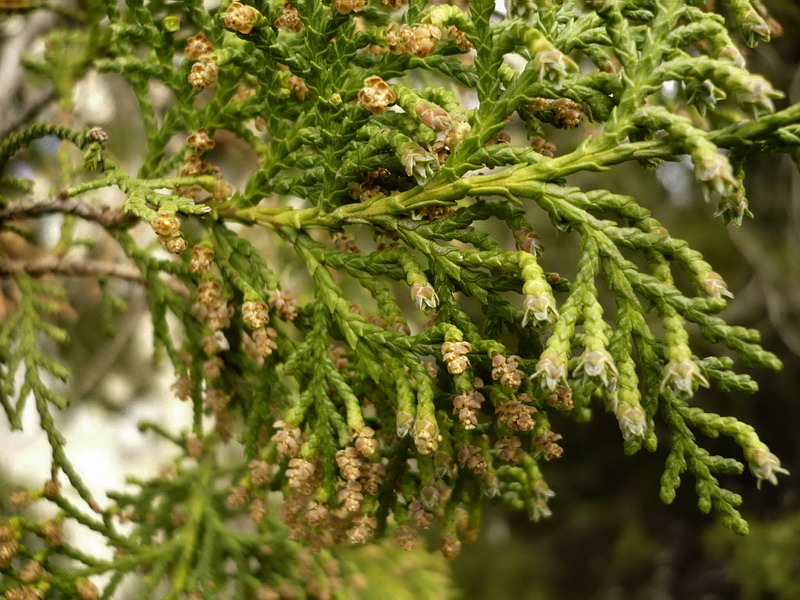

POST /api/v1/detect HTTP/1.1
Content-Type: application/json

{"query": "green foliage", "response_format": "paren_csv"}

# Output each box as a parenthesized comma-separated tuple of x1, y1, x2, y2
(1, 0, 799, 597)
(705, 512, 800, 600)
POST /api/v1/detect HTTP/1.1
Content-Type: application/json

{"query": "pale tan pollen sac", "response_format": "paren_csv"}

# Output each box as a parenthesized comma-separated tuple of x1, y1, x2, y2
(223, 2, 260, 34)
(271, 419, 302, 457)
(408, 24, 441, 57)
(496, 395, 536, 432)
(242, 300, 270, 329)
(347, 515, 377, 544)
(333, 0, 365, 15)
(270, 289, 298, 321)
(186, 435, 205, 458)
(411, 282, 438, 310)
(336, 446, 364, 481)
(357, 76, 396, 115)
(395, 523, 418, 551)
(244, 327, 278, 363)
(188, 59, 219, 89)
(275, 3, 303, 32)
(163, 234, 188, 255)
(354, 426, 378, 457)
(190, 244, 215, 273)
(0, 539, 20, 567)
(150, 210, 180, 238)
(337, 479, 364, 512)
(288, 74, 309, 100)
(227, 486, 249, 508)
(249, 498, 266, 522)
(440, 533, 462, 559)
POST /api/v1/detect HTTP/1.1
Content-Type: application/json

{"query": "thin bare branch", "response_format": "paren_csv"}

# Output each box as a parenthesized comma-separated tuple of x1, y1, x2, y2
(0, 196, 134, 228)
(0, 256, 144, 281)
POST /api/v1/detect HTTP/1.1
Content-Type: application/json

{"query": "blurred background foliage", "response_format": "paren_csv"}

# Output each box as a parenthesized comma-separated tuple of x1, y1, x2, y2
(1, 0, 799, 599)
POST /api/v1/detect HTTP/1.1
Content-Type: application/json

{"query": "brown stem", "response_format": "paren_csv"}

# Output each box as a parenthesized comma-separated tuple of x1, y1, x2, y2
(0, 256, 144, 282)
(0, 256, 191, 299)
(0, 197, 134, 228)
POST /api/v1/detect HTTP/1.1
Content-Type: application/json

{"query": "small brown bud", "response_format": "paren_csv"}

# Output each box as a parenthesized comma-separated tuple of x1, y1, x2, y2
(227, 486, 249, 508)
(336, 447, 364, 481)
(9, 491, 30, 507)
(40, 520, 63, 547)
(332, 232, 358, 253)
(20, 560, 43, 583)
(249, 460, 271, 487)
(4, 586, 43, 600)
(270, 290, 298, 321)
(305, 501, 329, 526)
(441, 533, 462, 559)
(457, 443, 488, 474)
(187, 128, 215, 153)
(180, 153, 208, 176)
(0, 540, 20, 567)
(0, 522, 16, 542)
(551, 98, 584, 129)
(272, 420, 302, 457)
(186, 435, 204, 458)
(185, 33, 214, 59)
(275, 3, 303, 32)
(256, 587, 281, 600)
(530, 136, 556, 157)
(43, 478, 60, 498)
(249, 498, 266, 522)
(76, 580, 99, 600)
(87, 127, 108, 143)
(287, 75, 309, 100)
(547, 386, 573, 410)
